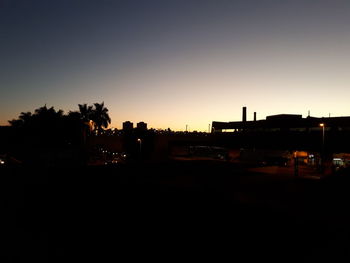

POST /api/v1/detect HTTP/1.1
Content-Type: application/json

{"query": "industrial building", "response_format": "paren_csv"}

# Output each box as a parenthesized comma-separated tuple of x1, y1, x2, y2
(212, 107, 350, 133)
(211, 107, 350, 155)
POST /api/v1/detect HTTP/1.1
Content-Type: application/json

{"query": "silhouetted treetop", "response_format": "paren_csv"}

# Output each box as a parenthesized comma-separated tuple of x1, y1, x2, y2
(90, 102, 111, 135)
(8, 105, 63, 128)
(8, 103, 112, 136)
(78, 103, 93, 123)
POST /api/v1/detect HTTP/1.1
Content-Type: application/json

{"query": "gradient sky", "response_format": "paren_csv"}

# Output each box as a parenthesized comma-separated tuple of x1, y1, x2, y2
(1, 0, 350, 131)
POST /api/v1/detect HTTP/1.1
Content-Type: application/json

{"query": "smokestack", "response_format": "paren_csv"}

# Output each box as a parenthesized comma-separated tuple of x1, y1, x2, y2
(254, 112, 256, 122)
(242, 107, 247, 122)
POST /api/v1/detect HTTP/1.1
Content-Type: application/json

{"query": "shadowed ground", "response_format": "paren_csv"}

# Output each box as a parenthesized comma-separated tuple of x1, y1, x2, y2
(1, 161, 350, 262)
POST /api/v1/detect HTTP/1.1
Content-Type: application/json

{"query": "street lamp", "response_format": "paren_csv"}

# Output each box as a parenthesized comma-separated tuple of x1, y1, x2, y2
(319, 123, 325, 172)
(137, 138, 142, 154)
(320, 123, 325, 148)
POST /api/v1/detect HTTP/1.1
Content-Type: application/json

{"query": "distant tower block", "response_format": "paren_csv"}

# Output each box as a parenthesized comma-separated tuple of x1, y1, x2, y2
(123, 121, 133, 131)
(254, 112, 257, 121)
(242, 107, 247, 122)
(137, 121, 147, 131)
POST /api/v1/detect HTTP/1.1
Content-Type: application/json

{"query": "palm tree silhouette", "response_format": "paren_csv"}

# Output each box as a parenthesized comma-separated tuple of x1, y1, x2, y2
(78, 103, 94, 134)
(78, 104, 93, 123)
(91, 102, 111, 135)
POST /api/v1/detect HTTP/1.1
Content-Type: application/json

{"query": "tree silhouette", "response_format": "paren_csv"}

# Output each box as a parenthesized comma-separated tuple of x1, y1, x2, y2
(8, 103, 111, 139)
(7, 103, 112, 165)
(91, 102, 111, 135)
(8, 105, 69, 152)
(32, 106, 64, 133)
(64, 111, 87, 145)
(19, 111, 32, 123)
(9, 106, 64, 128)
(77, 103, 94, 136)
(78, 104, 93, 122)
(8, 111, 32, 128)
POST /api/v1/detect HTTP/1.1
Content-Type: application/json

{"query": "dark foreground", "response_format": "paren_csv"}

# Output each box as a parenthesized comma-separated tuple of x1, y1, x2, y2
(1, 161, 350, 262)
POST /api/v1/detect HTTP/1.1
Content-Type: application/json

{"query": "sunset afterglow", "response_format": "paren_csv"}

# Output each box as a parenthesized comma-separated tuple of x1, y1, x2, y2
(1, 0, 350, 130)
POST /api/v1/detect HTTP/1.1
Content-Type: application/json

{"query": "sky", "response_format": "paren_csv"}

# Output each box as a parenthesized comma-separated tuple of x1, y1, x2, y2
(1, 0, 350, 131)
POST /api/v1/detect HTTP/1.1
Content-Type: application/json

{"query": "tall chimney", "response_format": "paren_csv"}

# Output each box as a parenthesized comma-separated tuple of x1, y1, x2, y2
(254, 112, 256, 122)
(242, 107, 247, 122)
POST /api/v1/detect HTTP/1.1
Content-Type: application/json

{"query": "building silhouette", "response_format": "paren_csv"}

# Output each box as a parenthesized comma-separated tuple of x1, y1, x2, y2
(136, 122, 147, 131)
(212, 107, 350, 133)
(211, 107, 350, 152)
(122, 121, 133, 131)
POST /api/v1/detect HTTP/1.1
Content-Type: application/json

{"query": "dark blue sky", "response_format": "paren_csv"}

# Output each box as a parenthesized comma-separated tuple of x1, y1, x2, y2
(1, 0, 350, 130)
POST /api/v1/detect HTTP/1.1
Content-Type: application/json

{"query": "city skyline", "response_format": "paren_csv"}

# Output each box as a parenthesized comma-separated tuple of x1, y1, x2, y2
(2, 0, 350, 131)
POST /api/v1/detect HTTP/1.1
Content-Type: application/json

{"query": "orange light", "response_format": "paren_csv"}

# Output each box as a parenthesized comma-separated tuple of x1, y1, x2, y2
(319, 123, 324, 127)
